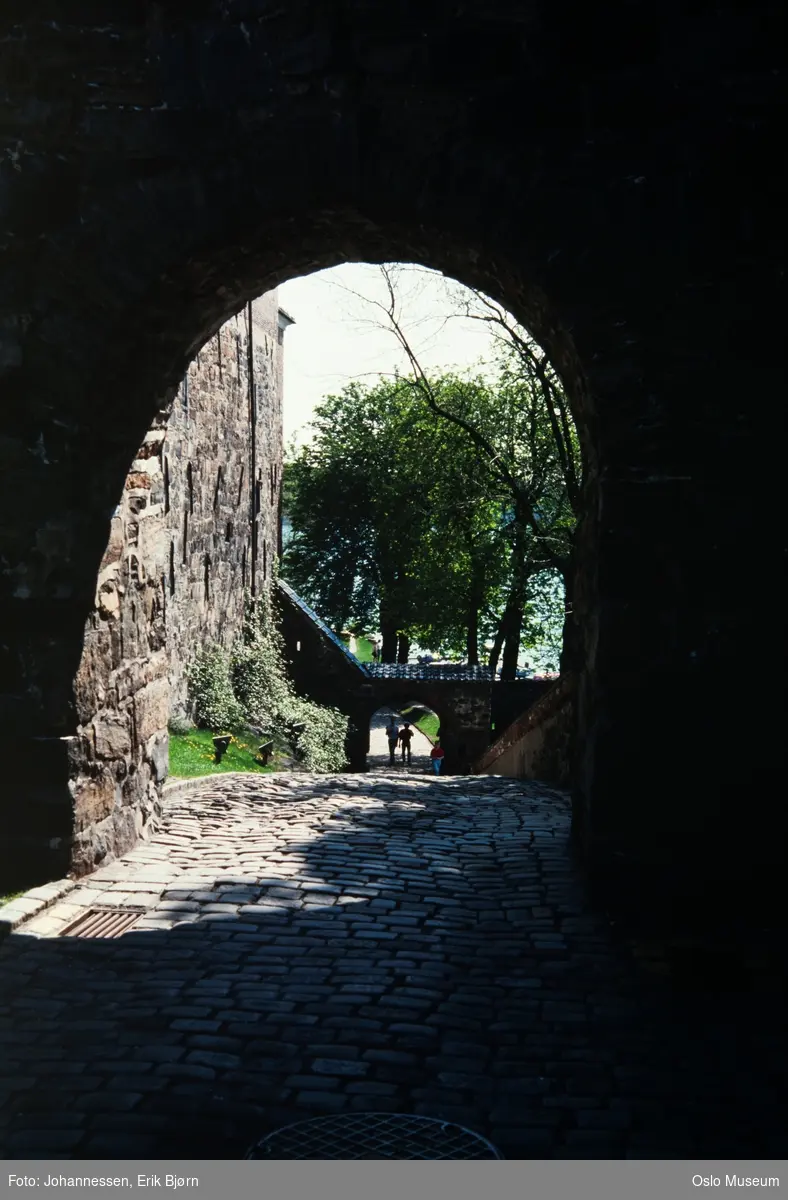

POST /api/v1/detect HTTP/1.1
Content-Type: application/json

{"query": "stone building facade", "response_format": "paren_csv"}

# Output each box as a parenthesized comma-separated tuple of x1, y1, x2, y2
(68, 295, 289, 876)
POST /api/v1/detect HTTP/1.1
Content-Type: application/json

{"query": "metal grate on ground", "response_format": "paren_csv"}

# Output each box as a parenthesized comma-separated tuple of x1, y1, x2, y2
(59, 908, 144, 938)
(246, 1113, 503, 1159)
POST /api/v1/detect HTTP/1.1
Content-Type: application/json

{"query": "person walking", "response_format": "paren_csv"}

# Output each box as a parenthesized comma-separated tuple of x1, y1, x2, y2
(430, 742, 445, 775)
(384, 715, 400, 766)
(398, 721, 414, 766)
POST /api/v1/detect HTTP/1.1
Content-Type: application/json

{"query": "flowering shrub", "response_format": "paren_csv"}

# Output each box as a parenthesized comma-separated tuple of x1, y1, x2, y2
(232, 589, 348, 773)
(187, 585, 349, 773)
(186, 643, 245, 731)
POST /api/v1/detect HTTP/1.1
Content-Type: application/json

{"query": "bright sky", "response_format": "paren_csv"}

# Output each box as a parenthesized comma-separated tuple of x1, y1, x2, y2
(278, 263, 501, 445)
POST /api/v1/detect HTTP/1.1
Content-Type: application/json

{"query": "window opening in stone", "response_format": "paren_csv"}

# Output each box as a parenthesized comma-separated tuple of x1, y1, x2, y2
(169, 542, 175, 595)
(214, 466, 223, 511)
(187, 462, 194, 514)
(241, 546, 247, 589)
(262, 539, 267, 581)
(163, 453, 170, 514)
(182, 511, 188, 564)
(204, 554, 210, 601)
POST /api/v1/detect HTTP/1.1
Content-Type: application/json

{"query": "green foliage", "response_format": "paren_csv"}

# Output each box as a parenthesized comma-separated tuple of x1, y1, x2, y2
(521, 569, 565, 670)
(185, 587, 349, 774)
(186, 644, 245, 731)
(282, 361, 575, 667)
(232, 590, 349, 773)
(283, 376, 512, 658)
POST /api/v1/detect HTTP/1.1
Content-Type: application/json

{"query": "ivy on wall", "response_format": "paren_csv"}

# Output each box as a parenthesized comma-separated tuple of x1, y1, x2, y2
(186, 585, 349, 773)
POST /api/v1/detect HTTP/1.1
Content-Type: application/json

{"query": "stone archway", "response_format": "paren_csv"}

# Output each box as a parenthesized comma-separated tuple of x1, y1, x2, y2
(0, 4, 782, 930)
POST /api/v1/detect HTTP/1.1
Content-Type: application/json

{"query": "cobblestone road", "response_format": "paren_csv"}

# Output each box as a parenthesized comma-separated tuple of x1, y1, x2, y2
(0, 774, 784, 1159)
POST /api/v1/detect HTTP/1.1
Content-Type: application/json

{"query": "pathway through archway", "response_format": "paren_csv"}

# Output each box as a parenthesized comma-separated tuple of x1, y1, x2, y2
(367, 709, 434, 775)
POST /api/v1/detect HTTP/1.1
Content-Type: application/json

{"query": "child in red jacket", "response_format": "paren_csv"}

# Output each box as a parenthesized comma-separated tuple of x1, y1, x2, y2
(430, 743, 445, 775)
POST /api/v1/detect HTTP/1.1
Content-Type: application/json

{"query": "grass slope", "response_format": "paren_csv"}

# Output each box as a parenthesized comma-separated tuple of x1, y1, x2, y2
(400, 705, 440, 744)
(169, 728, 276, 778)
(341, 634, 375, 663)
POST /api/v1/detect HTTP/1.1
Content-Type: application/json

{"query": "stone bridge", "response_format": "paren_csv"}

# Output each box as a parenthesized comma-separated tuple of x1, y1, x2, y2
(278, 582, 547, 774)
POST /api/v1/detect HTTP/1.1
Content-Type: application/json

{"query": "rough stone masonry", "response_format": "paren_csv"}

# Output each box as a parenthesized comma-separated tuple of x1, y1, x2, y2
(67, 294, 289, 877)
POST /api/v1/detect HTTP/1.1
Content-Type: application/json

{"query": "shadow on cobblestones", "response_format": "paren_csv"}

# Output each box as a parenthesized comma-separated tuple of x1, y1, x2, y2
(0, 776, 785, 1159)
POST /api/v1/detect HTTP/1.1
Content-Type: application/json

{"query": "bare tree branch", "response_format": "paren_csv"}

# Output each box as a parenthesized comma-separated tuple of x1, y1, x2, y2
(375, 266, 566, 570)
(457, 289, 582, 512)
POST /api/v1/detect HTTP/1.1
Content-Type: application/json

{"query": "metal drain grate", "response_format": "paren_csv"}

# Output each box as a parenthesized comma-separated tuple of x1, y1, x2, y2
(59, 908, 143, 938)
(246, 1113, 503, 1160)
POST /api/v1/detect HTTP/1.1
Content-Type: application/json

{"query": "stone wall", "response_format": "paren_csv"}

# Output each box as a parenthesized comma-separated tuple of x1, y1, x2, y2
(68, 296, 287, 877)
(475, 674, 575, 787)
(491, 680, 553, 741)
(166, 295, 285, 721)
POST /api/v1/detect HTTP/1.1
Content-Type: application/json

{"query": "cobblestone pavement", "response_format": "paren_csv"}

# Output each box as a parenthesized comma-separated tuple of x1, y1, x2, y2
(0, 774, 784, 1159)
(367, 710, 433, 774)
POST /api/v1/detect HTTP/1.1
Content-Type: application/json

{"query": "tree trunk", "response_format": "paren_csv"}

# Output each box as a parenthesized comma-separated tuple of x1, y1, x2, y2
(465, 565, 485, 666)
(397, 632, 410, 663)
(488, 614, 507, 677)
(380, 614, 398, 663)
(501, 600, 523, 680)
(492, 524, 527, 680)
(558, 565, 579, 674)
(462, 552, 482, 667)
(466, 607, 479, 666)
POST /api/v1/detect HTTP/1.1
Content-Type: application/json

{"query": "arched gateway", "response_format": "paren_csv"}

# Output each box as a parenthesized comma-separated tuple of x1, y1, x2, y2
(0, 3, 782, 934)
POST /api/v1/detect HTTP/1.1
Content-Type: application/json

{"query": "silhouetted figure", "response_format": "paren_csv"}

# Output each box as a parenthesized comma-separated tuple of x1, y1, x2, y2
(399, 722, 414, 765)
(384, 716, 399, 765)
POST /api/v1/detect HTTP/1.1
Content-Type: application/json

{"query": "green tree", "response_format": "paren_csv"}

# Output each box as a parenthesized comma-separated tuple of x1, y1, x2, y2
(283, 377, 510, 663)
(285, 265, 581, 677)
(359, 265, 581, 676)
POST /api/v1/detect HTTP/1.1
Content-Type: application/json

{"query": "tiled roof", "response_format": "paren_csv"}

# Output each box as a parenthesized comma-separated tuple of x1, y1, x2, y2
(367, 663, 494, 682)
